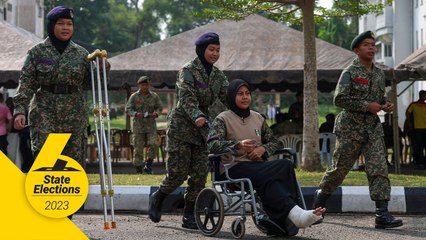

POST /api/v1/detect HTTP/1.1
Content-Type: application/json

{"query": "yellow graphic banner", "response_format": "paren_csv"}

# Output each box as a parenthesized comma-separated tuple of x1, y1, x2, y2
(0, 133, 88, 239)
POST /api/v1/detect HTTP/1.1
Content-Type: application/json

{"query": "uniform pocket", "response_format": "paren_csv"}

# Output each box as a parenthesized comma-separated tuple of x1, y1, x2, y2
(36, 63, 54, 82)
(351, 81, 369, 98)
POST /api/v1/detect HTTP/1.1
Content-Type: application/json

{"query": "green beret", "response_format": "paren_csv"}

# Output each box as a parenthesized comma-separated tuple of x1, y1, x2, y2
(137, 76, 150, 84)
(350, 31, 375, 50)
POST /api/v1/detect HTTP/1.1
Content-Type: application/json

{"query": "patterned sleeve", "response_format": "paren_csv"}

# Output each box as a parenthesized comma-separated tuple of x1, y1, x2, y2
(177, 69, 205, 122)
(13, 50, 39, 116)
(125, 94, 136, 117)
(334, 71, 370, 112)
(261, 121, 282, 157)
(207, 116, 239, 154)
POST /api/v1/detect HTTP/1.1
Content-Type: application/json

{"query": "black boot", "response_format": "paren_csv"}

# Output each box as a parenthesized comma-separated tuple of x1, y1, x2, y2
(312, 189, 330, 224)
(135, 165, 143, 174)
(144, 159, 154, 174)
(149, 190, 168, 223)
(182, 200, 198, 229)
(375, 201, 403, 229)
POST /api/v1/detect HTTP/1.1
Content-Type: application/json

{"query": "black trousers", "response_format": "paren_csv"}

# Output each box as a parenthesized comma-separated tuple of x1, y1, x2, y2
(225, 159, 299, 222)
(0, 134, 7, 156)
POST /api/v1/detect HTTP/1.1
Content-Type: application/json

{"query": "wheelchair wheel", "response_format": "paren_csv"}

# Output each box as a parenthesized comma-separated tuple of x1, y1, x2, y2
(231, 217, 245, 239)
(195, 188, 224, 237)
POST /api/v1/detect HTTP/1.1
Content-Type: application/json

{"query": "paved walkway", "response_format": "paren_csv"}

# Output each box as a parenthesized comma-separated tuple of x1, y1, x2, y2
(74, 213, 426, 240)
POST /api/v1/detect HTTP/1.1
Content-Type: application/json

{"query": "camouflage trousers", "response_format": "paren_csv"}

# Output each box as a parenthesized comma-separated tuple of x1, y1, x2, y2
(31, 128, 86, 166)
(160, 136, 209, 202)
(319, 135, 390, 201)
(132, 131, 158, 167)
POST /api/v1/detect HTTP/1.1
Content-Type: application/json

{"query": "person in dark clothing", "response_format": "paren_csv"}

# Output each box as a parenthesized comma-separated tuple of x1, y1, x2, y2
(382, 113, 403, 165)
(288, 91, 303, 123)
(319, 113, 335, 133)
(207, 79, 325, 229)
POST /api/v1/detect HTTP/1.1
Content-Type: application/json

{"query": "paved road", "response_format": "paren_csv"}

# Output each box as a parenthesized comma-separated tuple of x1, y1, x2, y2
(74, 213, 426, 240)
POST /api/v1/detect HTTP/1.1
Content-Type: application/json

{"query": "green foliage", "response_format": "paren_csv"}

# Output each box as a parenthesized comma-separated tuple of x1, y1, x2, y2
(87, 171, 426, 187)
(45, 0, 214, 56)
(200, 0, 393, 25)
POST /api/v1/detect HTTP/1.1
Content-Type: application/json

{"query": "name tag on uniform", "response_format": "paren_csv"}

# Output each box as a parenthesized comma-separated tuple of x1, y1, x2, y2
(353, 77, 369, 85)
(254, 129, 260, 136)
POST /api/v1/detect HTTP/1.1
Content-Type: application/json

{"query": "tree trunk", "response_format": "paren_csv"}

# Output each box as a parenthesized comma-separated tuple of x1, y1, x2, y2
(300, 0, 320, 170)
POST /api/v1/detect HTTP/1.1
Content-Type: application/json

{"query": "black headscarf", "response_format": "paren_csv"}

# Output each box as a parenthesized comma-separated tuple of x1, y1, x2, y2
(46, 6, 74, 54)
(227, 79, 251, 119)
(195, 32, 220, 76)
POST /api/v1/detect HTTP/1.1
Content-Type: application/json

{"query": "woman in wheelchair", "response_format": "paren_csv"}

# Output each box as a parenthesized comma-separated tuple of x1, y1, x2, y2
(207, 79, 325, 229)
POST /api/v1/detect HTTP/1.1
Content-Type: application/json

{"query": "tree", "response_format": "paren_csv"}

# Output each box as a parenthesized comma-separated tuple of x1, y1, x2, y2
(201, 0, 392, 170)
(44, 0, 110, 47)
(316, 0, 359, 50)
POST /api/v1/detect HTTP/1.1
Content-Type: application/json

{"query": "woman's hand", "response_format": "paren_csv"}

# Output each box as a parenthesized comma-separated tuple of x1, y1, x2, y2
(247, 146, 266, 161)
(195, 117, 206, 127)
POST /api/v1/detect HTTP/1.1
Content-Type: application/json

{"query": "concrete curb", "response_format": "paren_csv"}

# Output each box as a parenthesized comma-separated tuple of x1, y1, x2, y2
(82, 186, 426, 214)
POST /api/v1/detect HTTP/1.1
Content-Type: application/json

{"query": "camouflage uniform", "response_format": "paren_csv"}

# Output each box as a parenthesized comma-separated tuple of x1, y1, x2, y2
(319, 58, 390, 201)
(160, 57, 228, 202)
(14, 38, 90, 163)
(126, 90, 162, 167)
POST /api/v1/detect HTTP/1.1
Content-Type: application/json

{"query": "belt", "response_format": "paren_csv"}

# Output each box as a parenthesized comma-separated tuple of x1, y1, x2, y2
(40, 84, 79, 94)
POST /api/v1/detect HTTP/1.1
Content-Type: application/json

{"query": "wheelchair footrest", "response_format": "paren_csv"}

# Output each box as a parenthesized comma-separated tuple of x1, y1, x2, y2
(257, 214, 299, 237)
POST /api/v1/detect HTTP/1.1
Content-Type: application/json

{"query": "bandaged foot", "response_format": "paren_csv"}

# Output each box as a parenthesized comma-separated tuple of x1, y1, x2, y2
(288, 205, 323, 228)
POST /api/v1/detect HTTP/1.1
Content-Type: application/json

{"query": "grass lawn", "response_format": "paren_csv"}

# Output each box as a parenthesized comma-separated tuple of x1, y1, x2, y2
(87, 170, 426, 187)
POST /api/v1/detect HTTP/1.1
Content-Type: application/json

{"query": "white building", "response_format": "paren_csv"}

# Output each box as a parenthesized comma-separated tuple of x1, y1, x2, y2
(359, 0, 426, 126)
(0, 0, 44, 38)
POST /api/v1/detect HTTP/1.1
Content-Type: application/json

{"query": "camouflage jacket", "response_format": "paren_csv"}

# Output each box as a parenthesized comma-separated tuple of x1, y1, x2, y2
(167, 57, 228, 146)
(208, 110, 281, 162)
(334, 58, 385, 140)
(126, 90, 162, 133)
(14, 38, 90, 134)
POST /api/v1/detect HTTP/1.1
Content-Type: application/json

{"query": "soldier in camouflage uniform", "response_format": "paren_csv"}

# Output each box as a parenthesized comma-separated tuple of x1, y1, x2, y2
(13, 6, 108, 166)
(126, 76, 162, 174)
(313, 31, 403, 229)
(149, 32, 228, 229)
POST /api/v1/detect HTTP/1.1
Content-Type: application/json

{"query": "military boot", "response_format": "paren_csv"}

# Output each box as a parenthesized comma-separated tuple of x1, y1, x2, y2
(312, 189, 330, 224)
(182, 200, 198, 229)
(144, 159, 154, 174)
(149, 190, 168, 223)
(375, 201, 403, 229)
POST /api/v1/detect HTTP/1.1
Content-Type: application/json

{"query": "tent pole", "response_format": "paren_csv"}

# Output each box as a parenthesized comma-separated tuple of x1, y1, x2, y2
(391, 69, 401, 174)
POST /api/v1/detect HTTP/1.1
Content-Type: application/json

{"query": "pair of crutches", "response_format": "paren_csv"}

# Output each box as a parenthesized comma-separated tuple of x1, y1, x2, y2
(87, 49, 116, 229)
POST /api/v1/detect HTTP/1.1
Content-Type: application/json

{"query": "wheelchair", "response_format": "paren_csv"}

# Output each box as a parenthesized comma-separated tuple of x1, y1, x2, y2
(194, 147, 306, 238)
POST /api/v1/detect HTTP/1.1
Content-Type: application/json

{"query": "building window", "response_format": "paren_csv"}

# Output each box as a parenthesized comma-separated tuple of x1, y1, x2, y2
(421, 29, 424, 46)
(375, 43, 382, 60)
(416, 30, 419, 49)
(38, 6, 42, 18)
(384, 44, 392, 57)
(7, 3, 12, 11)
(416, 0, 419, 7)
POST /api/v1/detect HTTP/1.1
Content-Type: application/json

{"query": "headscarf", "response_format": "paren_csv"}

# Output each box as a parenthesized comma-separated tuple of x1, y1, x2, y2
(195, 32, 220, 76)
(227, 79, 251, 119)
(46, 6, 74, 54)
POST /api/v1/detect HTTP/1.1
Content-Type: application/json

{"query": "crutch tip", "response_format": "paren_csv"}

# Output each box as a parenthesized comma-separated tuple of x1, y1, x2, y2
(111, 222, 117, 229)
(104, 223, 110, 230)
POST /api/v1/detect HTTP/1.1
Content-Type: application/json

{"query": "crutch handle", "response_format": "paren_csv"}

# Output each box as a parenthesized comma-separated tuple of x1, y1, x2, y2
(101, 50, 108, 58)
(87, 49, 103, 61)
